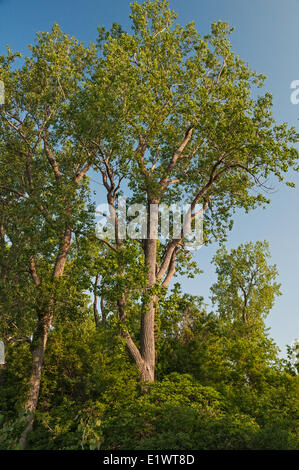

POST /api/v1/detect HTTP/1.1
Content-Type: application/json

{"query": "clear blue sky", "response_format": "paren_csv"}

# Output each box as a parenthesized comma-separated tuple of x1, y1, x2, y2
(1, 0, 299, 355)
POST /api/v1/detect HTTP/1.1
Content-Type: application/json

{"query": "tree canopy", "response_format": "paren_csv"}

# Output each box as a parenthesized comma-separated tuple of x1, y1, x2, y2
(0, 0, 298, 451)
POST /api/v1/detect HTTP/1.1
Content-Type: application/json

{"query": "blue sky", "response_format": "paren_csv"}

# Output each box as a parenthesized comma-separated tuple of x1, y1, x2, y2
(1, 0, 299, 355)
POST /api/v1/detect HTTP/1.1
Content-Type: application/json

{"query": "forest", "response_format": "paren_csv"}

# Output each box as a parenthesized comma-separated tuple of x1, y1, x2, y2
(0, 0, 298, 451)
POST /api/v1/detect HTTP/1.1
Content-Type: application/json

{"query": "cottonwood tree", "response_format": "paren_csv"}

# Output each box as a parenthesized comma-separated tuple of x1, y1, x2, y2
(209, 241, 282, 387)
(73, 0, 299, 383)
(211, 241, 281, 329)
(0, 26, 96, 445)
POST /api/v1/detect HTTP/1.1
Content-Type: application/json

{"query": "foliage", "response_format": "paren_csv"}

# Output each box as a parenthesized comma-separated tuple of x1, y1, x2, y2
(0, 0, 298, 451)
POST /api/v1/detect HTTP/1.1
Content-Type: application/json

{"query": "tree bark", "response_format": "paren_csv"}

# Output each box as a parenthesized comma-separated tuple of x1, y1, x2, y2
(139, 200, 159, 383)
(18, 312, 52, 449)
(19, 227, 72, 448)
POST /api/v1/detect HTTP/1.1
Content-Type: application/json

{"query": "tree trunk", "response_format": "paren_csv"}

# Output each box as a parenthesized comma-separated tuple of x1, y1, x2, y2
(140, 201, 159, 383)
(19, 227, 72, 448)
(18, 313, 52, 449)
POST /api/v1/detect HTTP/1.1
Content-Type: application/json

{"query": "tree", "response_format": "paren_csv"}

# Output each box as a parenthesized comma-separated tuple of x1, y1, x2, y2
(211, 240, 281, 328)
(0, 25, 96, 445)
(208, 241, 282, 391)
(73, 0, 299, 382)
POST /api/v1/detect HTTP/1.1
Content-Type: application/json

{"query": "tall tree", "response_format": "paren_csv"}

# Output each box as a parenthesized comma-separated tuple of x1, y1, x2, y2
(75, 0, 299, 382)
(0, 25, 96, 445)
